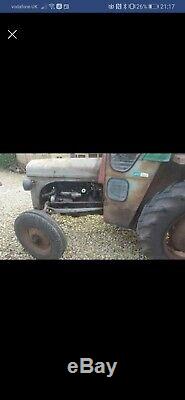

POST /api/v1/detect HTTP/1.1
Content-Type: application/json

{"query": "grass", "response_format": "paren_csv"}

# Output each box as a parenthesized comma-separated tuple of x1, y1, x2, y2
(0, 153, 16, 169)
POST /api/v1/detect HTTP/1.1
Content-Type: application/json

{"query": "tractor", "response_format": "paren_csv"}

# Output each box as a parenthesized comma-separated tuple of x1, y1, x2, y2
(14, 153, 185, 260)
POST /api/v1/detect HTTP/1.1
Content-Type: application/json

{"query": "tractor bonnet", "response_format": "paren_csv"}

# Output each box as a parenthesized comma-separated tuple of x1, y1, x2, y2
(26, 158, 102, 180)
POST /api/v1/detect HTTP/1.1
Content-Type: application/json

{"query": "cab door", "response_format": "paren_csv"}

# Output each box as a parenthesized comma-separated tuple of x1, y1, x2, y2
(103, 153, 161, 228)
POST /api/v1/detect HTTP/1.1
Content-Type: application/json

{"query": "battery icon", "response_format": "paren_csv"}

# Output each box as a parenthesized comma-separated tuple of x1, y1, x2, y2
(148, 4, 160, 9)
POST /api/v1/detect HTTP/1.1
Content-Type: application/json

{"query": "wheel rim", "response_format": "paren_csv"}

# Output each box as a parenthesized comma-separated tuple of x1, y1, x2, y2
(164, 214, 185, 259)
(24, 227, 52, 257)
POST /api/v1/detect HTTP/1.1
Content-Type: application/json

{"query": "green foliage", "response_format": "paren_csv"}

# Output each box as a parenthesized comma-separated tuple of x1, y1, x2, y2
(0, 153, 16, 168)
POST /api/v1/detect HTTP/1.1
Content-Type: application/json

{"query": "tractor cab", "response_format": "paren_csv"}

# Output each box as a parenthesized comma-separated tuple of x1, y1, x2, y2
(102, 153, 173, 228)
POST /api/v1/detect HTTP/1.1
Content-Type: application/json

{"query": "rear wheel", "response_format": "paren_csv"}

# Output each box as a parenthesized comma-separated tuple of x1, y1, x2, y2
(14, 210, 67, 260)
(137, 181, 185, 260)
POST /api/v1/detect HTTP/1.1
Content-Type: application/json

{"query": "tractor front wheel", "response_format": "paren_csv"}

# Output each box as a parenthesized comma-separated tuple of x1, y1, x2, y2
(14, 210, 67, 260)
(137, 181, 185, 260)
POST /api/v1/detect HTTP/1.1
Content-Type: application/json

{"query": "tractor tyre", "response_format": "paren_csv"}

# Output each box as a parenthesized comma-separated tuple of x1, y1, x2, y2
(137, 181, 185, 260)
(14, 210, 67, 260)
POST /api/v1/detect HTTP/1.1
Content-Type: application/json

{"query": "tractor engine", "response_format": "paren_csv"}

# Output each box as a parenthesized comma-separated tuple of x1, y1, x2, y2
(23, 157, 104, 214)
(40, 181, 103, 215)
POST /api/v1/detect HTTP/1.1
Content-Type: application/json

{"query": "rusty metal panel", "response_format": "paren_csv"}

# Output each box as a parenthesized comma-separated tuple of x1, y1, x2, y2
(103, 154, 161, 228)
(98, 154, 107, 184)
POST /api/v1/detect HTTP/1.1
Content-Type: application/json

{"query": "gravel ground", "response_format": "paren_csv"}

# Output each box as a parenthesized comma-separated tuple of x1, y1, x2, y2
(0, 169, 144, 260)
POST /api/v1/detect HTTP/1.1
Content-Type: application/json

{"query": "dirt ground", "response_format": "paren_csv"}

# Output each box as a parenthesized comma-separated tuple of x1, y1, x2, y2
(0, 169, 144, 260)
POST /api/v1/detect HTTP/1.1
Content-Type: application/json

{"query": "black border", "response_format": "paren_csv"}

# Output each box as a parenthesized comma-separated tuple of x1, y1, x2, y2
(1, 259, 184, 392)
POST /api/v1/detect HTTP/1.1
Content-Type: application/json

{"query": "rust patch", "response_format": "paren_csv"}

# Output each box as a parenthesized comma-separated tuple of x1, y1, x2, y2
(98, 154, 107, 184)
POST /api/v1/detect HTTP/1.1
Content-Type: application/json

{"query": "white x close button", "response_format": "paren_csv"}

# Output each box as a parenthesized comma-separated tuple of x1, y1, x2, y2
(8, 29, 18, 40)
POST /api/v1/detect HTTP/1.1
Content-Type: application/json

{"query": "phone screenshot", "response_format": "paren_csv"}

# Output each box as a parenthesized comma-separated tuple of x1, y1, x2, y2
(1, 2, 184, 396)
(0, 0, 184, 41)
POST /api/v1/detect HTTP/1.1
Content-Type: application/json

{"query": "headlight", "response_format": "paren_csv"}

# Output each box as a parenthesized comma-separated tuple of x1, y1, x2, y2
(23, 178, 34, 191)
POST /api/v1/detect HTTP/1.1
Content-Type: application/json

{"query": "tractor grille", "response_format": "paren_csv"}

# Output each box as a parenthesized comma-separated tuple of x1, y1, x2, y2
(111, 153, 140, 172)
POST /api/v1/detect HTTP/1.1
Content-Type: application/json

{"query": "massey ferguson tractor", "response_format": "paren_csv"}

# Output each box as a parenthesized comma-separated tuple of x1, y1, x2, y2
(14, 153, 185, 260)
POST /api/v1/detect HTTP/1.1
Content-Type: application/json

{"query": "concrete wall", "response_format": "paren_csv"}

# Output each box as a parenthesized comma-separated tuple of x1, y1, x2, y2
(16, 153, 70, 166)
(16, 153, 102, 166)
